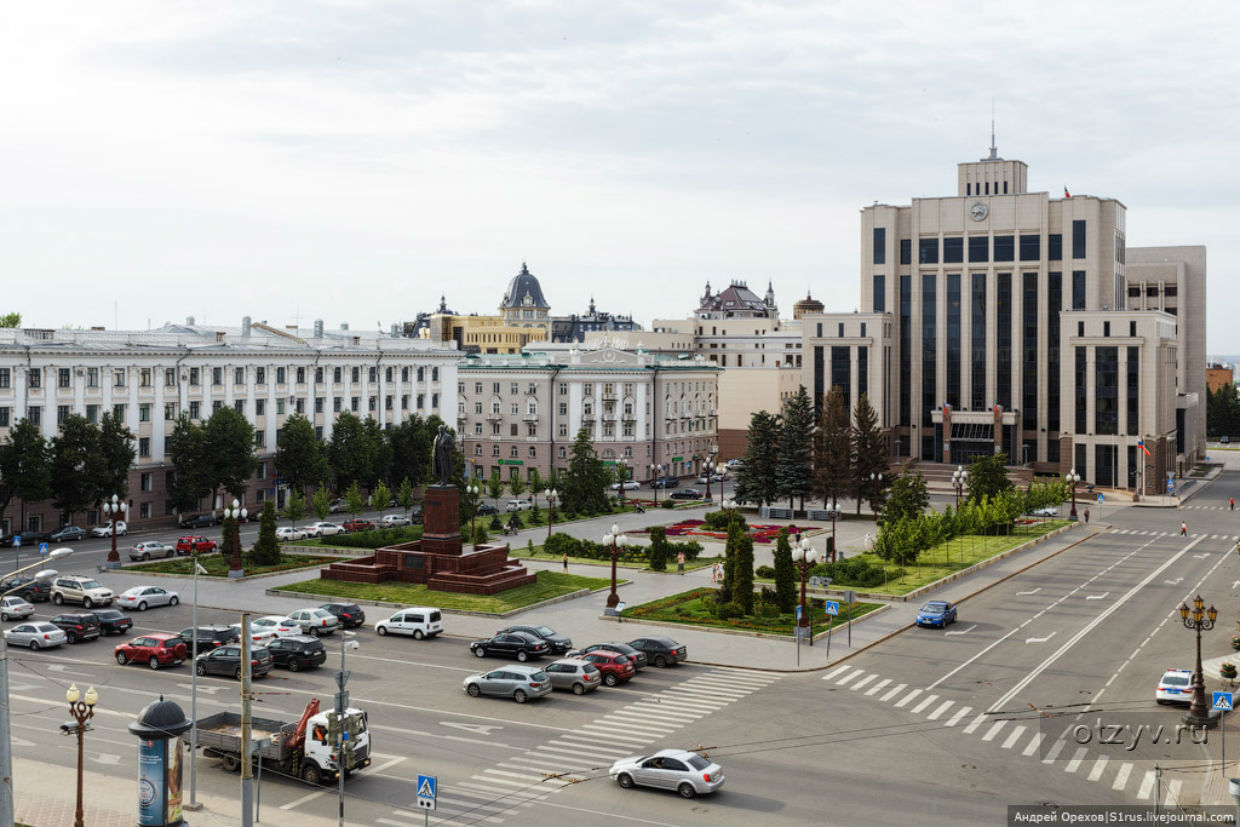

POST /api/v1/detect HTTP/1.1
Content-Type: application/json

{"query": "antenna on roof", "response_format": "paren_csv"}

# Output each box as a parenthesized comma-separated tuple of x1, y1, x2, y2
(988, 98, 998, 160)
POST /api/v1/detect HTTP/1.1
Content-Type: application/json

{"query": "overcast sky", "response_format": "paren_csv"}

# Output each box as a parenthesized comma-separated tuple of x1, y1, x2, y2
(4, 1, 1238, 350)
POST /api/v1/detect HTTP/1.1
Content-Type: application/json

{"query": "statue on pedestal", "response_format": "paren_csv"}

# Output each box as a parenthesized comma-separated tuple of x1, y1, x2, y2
(433, 424, 455, 487)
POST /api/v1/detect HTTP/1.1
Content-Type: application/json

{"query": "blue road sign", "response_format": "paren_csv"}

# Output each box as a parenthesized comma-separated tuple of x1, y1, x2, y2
(824, 601, 840, 616)
(1214, 692, 1233, 712)
(795, 605, 802, 620)
(417, 774, 437, 811)
(12, 535, 20, 548)
(39, 542, 48, 556)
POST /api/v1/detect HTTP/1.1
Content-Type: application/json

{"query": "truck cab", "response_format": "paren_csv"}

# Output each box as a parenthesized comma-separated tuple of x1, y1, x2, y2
(303, 707, 370, 783)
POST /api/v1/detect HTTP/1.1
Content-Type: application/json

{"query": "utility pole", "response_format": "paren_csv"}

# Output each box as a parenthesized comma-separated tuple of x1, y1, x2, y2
(336, 633, 357, 827)
(240, 612, 254, 827)
(0, 628, 12, 827)
(186, 559, 205, 811)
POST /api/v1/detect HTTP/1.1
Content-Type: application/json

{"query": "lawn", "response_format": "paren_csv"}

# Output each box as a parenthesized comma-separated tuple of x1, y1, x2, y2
(123, 553, 338, 577)
(630, 519, 796, 544)
(510, 542, 721, 572)
(621, 587, 881, 637)
(272, 570, 615, 614)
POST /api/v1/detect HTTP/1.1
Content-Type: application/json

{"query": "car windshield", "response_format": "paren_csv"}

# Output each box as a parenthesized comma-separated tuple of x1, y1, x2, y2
(80, 580, 103, 590)
(686, 755, 711, 770)
(530, 626, 555, 636)
(1163, 675, 1191, 687)
(530, 672, 549, 681)
(921, 603, 947, 612)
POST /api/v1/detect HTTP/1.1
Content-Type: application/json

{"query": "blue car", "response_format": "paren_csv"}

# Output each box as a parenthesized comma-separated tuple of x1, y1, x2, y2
(916, 601, 957, 628)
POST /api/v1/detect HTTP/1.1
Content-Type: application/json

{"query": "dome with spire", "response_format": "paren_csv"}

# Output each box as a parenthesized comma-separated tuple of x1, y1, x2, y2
(500, 262, 549, 311)
(792, 291, 825, 319)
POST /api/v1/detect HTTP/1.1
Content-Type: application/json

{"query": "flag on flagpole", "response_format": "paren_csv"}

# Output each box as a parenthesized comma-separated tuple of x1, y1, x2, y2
(1064, 186, 1071, 198)
(1137, 439, 1151, 457)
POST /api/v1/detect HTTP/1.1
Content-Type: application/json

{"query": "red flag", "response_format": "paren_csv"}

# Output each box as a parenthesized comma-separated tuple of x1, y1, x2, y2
(1064, 186, 1071, 198)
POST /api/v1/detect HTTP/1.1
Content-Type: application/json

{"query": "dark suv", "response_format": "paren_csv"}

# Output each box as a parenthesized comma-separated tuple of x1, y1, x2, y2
(179, 626, 236, 651)
(267, 636, 327, 672)
(178, 513, 216, 529)
(320, 603, 366, 629)
(91, 609, 134, 636)
(0, 576, 51, 603)
(50, 612, 103, 644)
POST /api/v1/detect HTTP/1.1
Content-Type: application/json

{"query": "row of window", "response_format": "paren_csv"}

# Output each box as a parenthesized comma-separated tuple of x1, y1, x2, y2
(876, 222, 1091, 266)
(0, 365, 442, 391)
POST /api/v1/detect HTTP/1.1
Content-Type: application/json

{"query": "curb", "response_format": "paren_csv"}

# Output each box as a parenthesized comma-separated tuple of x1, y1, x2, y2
(115, 556, 344, 582)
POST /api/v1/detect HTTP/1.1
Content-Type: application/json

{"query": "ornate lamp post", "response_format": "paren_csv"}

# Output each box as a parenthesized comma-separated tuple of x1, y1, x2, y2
(544, 488, 558, 543)
(650, 464, 664, 506)
(223, 499, 248, 578)
(703, 444, 718, 501)
(951, 466, 968, 509)
(716, 463, 727, 509)
(102, 494, 127, 569)
(791, 537, 821, 639)
(869, 472, 885, 515)
(63, 683, 98, 827)
(1065, 468, 1081, 519)
(1180, 595, 1220, 728)
(464, 483, 481, 545)
(602, 523, 629, 609)
(616, 458, 628, 505)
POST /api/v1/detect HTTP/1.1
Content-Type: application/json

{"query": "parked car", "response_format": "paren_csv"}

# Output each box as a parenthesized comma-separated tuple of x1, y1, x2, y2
(49, 612, 103, 643)
(178, 513, 216, 529)
(0, 576, 51, 603)
(379, 514, 412, 527)
(578, 649, 636, 686)
(610, 480, 641, 490)
(308, 522, 346, 537)
(628, 637, 687, 667)
(5, 621, 67, 650)
(571, 642, 648, 670)
(462, 665, 552, 703)
(128, 541, 177, 561)
(251, 616, 301, 638)
(287, 608, 339, 636)
(669, 488, 703, 500)
(115, 633, 188, 669)
(505, 500, 532, 512)
(229, 623, 277, 646)
(408, 510, 424, 525)
(48, 525, 87, 543)
(475, 503, 499, 516)
(89, 520, 127, 538)
(0, 596, 35, 621)
(650, 478, 680, 489)
(91, 608, 133, 636)
(1028, 506, 1059, 517)
(275, 527, 307, 542)
(375, 607, 442, 639)
(469, 631, 549, 662)
(2, 530, 49, 548)
(117, 586, 179, 611)
(696, 474, 726, 484)
(51, 575, 113, 608)
(544, 658, 602, 694)
(195, 644, 274, 679)
(610, 749, 725, 798)
(328, 498, 349, 513)
(341, 519, 375, 533)
(320, 602, 366, 630)
(179, 625, 236, 651)
(726, 459, 743, 469)
(267, 636, 327, 672)
(1156, 668, 1195, 704)
(176, 535, 218, 554)
(500, 624, 572, 655)
(915, 600, 958, 628)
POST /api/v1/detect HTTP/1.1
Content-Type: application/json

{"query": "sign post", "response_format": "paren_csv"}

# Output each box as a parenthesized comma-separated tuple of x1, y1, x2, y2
(417, 773, 437, 827)
(1215, 692, 1233, 771)
(795, 605, 802, 667)
(12, 533, 20, 571)
(844, 590, 856, 648)
(824, 601, 840, 661)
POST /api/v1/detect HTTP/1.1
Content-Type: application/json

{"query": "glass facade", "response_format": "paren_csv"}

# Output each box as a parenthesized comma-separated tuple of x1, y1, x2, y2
(858, 346, 868, 402)
(1096, 346, 1118, 435)
(919, 238, 939, 265)
(1048, 234, 1063, 260)
(1074, 347, 1087, 434)
(944, 237, 963, 263)
(873, 227, 886, 264)
(946, 274, 961, 409)
(1072, 270, 1086, 310)
(1127, 346, 1139, 436)
(972, 273, 986, 409)
(969, 236, 989, 263)
(873, 274, 886, 312)
(831, 346, 851, 412)
(1022, 272, 1038, 430)
(922, 274, 936, 427)
(1048, 273, 1062, 432)
(1019, 234, 1040, 261)
(1095, 444, 1117, 488)
(994, 235, 1015, 262)
(899, 276, 911, 427)
(996, 273, 1012, 408)
(900, 239, 911, 266)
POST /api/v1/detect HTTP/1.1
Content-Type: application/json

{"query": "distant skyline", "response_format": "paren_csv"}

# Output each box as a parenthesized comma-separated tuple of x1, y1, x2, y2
(3, 2, 1236, 348)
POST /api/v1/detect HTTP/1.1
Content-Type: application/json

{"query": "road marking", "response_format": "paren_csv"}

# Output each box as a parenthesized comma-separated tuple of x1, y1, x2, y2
(441, 721, 503, 736)
(176, 683, 220, 695)
(1042, 739, 1067, 764)
(944, 624, 977, 636)
(370, 723, 514, 750)
(1000, 726, 1026, 750)
(865, 678, 892, 696)
(880, 683, 907, 702)
(576, 726, 653, 744)
(946, 706, 972, 727)
(989, 537, 1201, 713)
(1016, 588, 1042, 596)
(89, 753, 121, 766)
(625, 705, 702, 721)
(835, 671, 865, 686)
(963, 714, 988, 735)
(849, 674, 878, 691)
(1064, 747, 1087, 773)
(822, 665, 854, 681)
(1165, 778, 1182, 805)
(981, 721, 1006, 742)
(280, 789, 327, 810)
(927, 700, 954, 721)
(1136, 770, 1155, 800)
(1165, 578, 1183, 585)
(1084, 593, 1109, 600)
(1022, 732, 1042, 757)
(912, 694, 938, 714)
(928, 627, 1022, 691)
(1087, 755, 1109, 781)
(894, 689, 923, 709)
(1194, 553, 1209, 559)
(1025, 632, 1057, 644)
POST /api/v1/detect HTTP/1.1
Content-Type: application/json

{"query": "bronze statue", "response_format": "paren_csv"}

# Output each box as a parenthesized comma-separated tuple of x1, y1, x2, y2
(433, 424, 455, 487)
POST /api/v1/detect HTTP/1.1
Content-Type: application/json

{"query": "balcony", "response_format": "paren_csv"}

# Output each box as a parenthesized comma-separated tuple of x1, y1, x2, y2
(581, 411, 596, 422)
(523, 413, 539, 422)
(485, 411, 502, 423)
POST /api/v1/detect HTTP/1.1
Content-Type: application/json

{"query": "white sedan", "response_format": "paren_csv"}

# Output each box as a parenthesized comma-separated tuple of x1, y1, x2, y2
(287, 607, 339, 636)
(610, 481, 640, 491)
(90, 520, 127, 538)
(697, 474, 726, 484)
(380, 514, 411, 527)
(5, 622, 67, 650)
(117, 586, 180, 611)
(251, 615, 302, 638)
(308, 521, 345, 537)
(1, 596, 35, 621)
(230, 622, 277, 645)
(275, 527, 307, 542)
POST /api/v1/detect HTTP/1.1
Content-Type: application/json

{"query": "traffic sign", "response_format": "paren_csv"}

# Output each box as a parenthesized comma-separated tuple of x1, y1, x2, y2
(824, 601, 840, 616)
(1215, 692, 1234, 712)
(12, 535, 20, 548)
(39, 542, 48, 556)
(795, 605, 802, 620)
(417, 774, 437, 811)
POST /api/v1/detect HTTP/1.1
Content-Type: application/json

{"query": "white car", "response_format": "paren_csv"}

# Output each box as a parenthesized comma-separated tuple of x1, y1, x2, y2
(696, 474, 726, 484)
(299, 524, 323, 538)
(90, 520, 127, 538)
(251, 615, 302, 638)
(1029, 506, 1059, 517)
(610, 749, 725, 798)
(275, 527, 307, 542)
(610, 481, 640, 491)
(287, 607, 339, 636)
(0, 595, 35, 621)
(506, 500, 532, 512)
(117, 586, 180, 611)
(1156, 668, 1194, 704)
(229, 622, 277, 646)
(380, 514, 412, 527)
(308, 521, 345, 537)
(5, 621, 68, 650)
(375, 607, 443, 640)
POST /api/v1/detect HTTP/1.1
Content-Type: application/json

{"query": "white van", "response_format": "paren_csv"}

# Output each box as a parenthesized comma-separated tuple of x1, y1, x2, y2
(375, 607, 443, 640)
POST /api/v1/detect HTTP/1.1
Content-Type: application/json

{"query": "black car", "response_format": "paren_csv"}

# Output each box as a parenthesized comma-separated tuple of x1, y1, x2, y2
(2, 530, 50, 548)
(48, 526, 87, 543)
(195, 644, 274, 679)
(570, 642, 648, 670)
(669, 488, 702, 500)
(49, 612, 102, 644)
(476, 503, 499, 516)
(91, 609, 134, 636)
(649, 478, 680, 489)
(320, 603, 366, 629)
(501, 624, 572, 655)
(178, 513, 216, 529)
(267, 636, 327, 672)
(179, 625, 237, 651)
(628, 636, 687, 667)
(0, 576, 51, 603)
(469, 631, 549, 662)
(409, 510, 424, 525)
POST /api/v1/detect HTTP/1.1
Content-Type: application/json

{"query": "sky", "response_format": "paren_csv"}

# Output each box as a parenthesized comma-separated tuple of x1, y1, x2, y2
(4, 1, 1238, 350)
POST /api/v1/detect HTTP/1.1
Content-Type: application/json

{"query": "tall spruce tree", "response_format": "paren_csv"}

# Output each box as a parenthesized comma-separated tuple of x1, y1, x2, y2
(772, 529, 797, 613)
(733, 531, 755, 614)
(851, 393, 888, 514)
(734, 411, 781, 507)
(776, 386, 815, 510)
(813, 386, 852, 509)
(562, 428, 609, 515)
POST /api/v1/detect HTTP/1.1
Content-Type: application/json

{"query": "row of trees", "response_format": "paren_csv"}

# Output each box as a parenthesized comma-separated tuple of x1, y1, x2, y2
(275, 412, 439, 497)
(1207, 383, 1240, 439)
(734, 386, 889, 512)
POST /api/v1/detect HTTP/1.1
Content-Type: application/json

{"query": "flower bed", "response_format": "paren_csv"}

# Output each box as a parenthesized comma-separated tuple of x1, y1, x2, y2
(632, 519, 795, 544)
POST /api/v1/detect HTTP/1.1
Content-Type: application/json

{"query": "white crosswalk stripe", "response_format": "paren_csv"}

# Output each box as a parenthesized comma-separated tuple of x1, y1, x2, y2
(1113, 762, 1134, 791)
(927, 700, 954, 721)
(1000, 725, 1026, 750)
(1087, 755, 1109, 782)
(1064, 747, 1087, 773)
(1136, 770, 1155, 800)
(881, 683, 908, 702)
(894, 688, 923, 708)
(911, 694, 939, 714)
(1022, 732, 1042, 757)
(963, 714, 988, 735)
(946, 706, 972, 727)
(822, 664, 854, 681)
(866, 678, 892, 696)
(1165, 778, 1182, 805)
(981, 721, 1006, 742)
(836, 670, 866, 687)
(1042, 739, 1067, 764)
(850, 674, 879, 691)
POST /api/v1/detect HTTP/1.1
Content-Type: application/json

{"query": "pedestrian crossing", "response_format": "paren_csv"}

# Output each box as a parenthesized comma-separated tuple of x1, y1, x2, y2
(385, 668, 779, 826)
(822, 664, 1188, 805)
(1180, 504, 1236, 510)
(1108, 528, 1240, 540)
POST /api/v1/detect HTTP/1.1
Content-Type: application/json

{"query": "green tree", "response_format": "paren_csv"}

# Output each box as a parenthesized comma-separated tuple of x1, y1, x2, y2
(562, 428, 609, 515)
(166, 415, 211, 514)
(508, 473, 527, 500)
(362, 417, 392, 489)
(345, 480, 365, 519)
(851, 393, 888, 514)
(777, 386, 815, 509)
(813, 386, 852, 510)
(735, 411, 781, 507)
(966, 452, 1013, 503)
(311, 487, 331, 521)
(486, 469, 506, 501)
(205, 406, 257, 501)
(881, 466, 930, 525)
(97, 412, 136, 502)
(648, 526, 669, 571)
(0, 419, 51, 530)
(772, 529, 797, 613)
(275, 413, 328, 495)
(371, 480, 391, 518)
(249, 500, 281, 565)
(733, 531, 755, 614)
(282, 488, 306, 526)
(50, 415, 104, 523)
(396, 477, 414, 516)
(0, 312, 20, 328)
(718, 515, 747, 604)
(329, 412, 376, 494)
(388, 416, 433, 490)
(527, 469, 545, 506)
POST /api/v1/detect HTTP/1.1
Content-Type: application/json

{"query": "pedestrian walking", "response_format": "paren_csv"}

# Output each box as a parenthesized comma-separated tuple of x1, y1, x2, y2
(562, 551, 568, 572)
(677, 550, 686, 575)
(1231, 497, 1235, 511)
(712, 561, 723, 583)
(1181, 520, 1188, 536)
(1084, 508, 1090, 523)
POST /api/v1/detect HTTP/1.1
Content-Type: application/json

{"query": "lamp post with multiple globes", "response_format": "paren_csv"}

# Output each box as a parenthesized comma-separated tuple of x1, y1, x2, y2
(1065, 468, 1081, 519)
(602, 523, 629, 609)
(951, 466, 968, 509)
(464, 483, 481, 546)
(64, 683, 98, 827)
(791, 537, 821, 639)
(223, 499, 248, 578)
(1180, 595, 1220, 728)
(544, 488, 559, 543)
(102, 494, 127, 569)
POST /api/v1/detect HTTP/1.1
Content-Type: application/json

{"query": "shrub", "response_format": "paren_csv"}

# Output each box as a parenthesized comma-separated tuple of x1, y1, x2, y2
(489, 514, 504, 531)
(545, 533, 583, 558)
(326, 526, 423, 549)
(669, 540, 703, 561)
(661, 500, 676, 509)
(249, 501, 280, 565)
(716, 601, 745, 620)
(649, 526, 669, 571)
(755, 565, 776, 579)
(703, 510, 732, 531)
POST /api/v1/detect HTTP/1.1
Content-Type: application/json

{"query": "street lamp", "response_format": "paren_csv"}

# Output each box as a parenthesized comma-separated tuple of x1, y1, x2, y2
(464, 484, 481, 546)
(703, 444, 718, 501)
(223, 499, 248, 578)
(716, 463, 727, 509)
(63, 683, 98, 827)
(1180, 595, 1220, 728)
(335, 633, 360, 827)
(602, 523, 628, 609)
(544, 488, 558, 543)
(102, 494, 127, 569)
(951, 466, 968, 510)
(791, 538, 821, 640)
(650, 464, 664, 507)
(616, 459, 628, 506)
(869, 472, 885, 516)
(1065, 469, 1081, 519)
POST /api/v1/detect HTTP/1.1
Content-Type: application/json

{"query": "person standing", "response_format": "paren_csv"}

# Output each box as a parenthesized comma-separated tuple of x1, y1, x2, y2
(1181, 520, 1188, 536)
(677, 550, 686, 575)
(1084, 508, 1090, 524)
(1231, 497, 1235, 511)
(562, 551, 569, 572)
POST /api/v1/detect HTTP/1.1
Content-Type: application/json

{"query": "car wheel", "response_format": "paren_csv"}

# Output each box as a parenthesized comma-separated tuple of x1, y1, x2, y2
(170, 596, 179, 607)
(474, 647, 486, 658)
(83, 597, 93, 609)
(678, 782, 697, 799)
(29, 640, 40, 651)
(66, 632, 77, 644)
(617, 773, 635, 789)
(143, 553, 151, 561)
(513, 689, 527, 704)
(220, 754, 240, 772)
(376, 626, 388, 636)
(0, 613, 7, 621)
(52, 594, 63, 605)
(466, 683, 481, 697)
(604, 673, 619, 687)
(148, 657, 160, 670)
(116, 653, 128, 665)
(196, 662, 207, 676)
(654, 655, 668, 668)
(138, 602, 147, 612)
(516, 650, 529, 662)
(288, 659, 301, 672)
(234, 667, 243, 680)
(302, 763, 322, 785)
(1157, 699, 1168, 705)
(572, 682, 586, 695)
(413, 629, 424, 640)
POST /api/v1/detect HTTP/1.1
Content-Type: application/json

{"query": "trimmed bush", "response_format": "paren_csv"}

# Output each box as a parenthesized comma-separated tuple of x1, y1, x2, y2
(326, 526, 423, 549)
(716, 601, 745, 620)
(649, 526, 669, 571)
(755, 565, 776, 579)
(703, 510, 732, 531)
(661, 500, 676, 509)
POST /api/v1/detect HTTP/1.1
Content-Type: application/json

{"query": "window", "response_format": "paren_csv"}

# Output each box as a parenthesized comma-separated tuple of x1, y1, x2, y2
(510, 403, 519, 415)
(334, 367, 342, 383)
(385, 395, 393, 410)
(918, 238, 939, 264)
(277, 367, 287, 385)
(256, 367, 266, 385)
(114, 369, 126, 388)
(189, 401, 200, 419)
(384, 367, 392, 383)
(1048, 234, 1063, 261)
(0, 369, 8, 389)
(0, 408, 8, 427)
(558, 446, 567, 459)
(529, 446, 537, 458)
(139, 404, 151, 422)
(212, 367, 222, 386)
(474, 382, 483, 394)
(315, 397, 323, 413)
(235, 367, 245, 385)
(1019, 234, 1040, 261)
(26, 407, 40, 427)
(943, 237, 963, 264)
(57, 368, 70, 388)
(899, 239, 911, 266)
(491, 401, 501, 415)
(431, 368, 438, 382)
(212, 400, 222, 413)
(968, 236, 988, 262)
(297, 367, 306, 384)
(188, 368, 199, 386)
(164, 402, 176, 420)
(1130, 321, 1136, 337)
(1103, 321, 1110, 337)
(584, 384, 593, 396)
(352, 367, 360, 383)
(402, 367, 409, 382)
(315, 367, 324, 383)
(527, 424, 537, 437)
(474, 444, 483, 456)
(993, 235, 1014, 262)
(1072, 271, 1086, 310)
(510, 445, 519, 458)
(255, 430, 266, 448)
(474, 402, 482, 414)
(86, 368, 98, 388)
(418, 367, 425, 382)
(559, 403, 567, 416)
(255, 399, 265, 416)
(351, 397, 359, 412)
(1072, 220, 1087, 259)
(139, 437, 150, 458)
(57, 405, 70, 425)
(873, 227, 886, 264)
(86, 404, 99, 423)
(113, 403, 126, 421)
(139, 502, 151, 519)
(474, 422, 483, 434)
(368, 367, 376, 383)
(510, 423, 518, 436)
(1095, 346, 1118, 435)
(140, 473, 153, 492)
(559, 424, 568, 437)
(416, 394, 424, 408)
(510, 382, 519, 395)
(491, 444, 500, 456)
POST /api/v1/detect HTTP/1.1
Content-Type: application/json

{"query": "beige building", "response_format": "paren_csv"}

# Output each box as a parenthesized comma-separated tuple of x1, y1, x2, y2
(417, 263, 553, 354)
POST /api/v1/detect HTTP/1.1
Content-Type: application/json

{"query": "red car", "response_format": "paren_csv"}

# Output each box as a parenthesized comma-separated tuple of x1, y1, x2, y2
(578, 649, 636, 686)
(114, 633, 189, 670)
(176, 535, 218, 555)
(342, 519, 375, 533)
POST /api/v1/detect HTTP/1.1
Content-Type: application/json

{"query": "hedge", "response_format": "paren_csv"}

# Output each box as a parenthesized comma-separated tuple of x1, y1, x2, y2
(322, 525, 424, 549)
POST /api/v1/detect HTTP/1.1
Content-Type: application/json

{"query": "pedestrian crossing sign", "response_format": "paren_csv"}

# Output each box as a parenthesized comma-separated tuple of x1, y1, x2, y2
(1214, 692, 1233, 712)
(417, 774, 437, 810)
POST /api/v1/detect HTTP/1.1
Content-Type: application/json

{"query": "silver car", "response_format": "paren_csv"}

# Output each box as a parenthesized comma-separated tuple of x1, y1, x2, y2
(543, 658, 602, 694)
(5, 621, 68, 650)
(610, 749, 725, 798)
(129, 541, 176, 561)
(0, 596, 35, 621)
(287, 607, 339, 636)
(463, 665, 553, 703)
